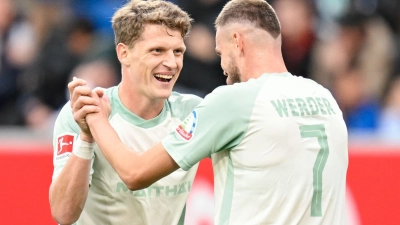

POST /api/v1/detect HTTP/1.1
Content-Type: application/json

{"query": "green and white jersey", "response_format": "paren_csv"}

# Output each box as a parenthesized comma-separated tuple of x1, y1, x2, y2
(52, 86, 202, 225)
(163, 73, 348, 225)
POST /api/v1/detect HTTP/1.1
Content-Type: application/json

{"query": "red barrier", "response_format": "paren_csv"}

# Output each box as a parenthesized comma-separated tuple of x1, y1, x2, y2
(0, 143, 54, 224)
(346, 147, 400, 225)
(0, 142, 399, 225)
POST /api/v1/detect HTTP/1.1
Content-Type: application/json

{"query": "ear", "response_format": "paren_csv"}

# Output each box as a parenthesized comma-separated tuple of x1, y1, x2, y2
(116, 43, 130, 66)
(232, 32, 244, 55)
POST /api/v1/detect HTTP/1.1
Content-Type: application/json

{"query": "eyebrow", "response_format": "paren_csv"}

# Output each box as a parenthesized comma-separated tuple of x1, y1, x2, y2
(176, 46, 186, 51)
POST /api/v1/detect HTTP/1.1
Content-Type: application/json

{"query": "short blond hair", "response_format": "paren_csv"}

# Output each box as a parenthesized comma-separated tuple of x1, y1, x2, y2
(112, 0, 193, 47)
(215, 0, 281, 38)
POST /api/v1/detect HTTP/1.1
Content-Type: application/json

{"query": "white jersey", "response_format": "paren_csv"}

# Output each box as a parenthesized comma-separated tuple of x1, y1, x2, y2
(163, 73, 348, 225)
(52, 87, 202, 225)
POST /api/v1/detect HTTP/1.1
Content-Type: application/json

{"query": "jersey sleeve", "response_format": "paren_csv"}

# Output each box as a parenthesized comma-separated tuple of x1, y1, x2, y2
(163, 83, 261, 170)
(168, 92, 203, 121)
(52, 102, 95, 182)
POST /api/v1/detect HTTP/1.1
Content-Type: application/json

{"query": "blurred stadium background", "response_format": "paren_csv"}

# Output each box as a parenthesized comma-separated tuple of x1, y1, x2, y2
(0, 0, 399, 224)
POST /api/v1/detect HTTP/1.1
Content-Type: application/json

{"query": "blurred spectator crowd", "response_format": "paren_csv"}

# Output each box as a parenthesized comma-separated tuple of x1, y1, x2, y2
(0, 0, 399, 142)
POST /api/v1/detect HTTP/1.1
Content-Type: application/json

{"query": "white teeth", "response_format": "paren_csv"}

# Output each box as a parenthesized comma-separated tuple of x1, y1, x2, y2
(154, 74, 173, 79)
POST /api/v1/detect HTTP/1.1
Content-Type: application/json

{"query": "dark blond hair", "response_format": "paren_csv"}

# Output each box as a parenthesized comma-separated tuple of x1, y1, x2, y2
(215, 0, 281, 38)
(112, 0, 193, 47)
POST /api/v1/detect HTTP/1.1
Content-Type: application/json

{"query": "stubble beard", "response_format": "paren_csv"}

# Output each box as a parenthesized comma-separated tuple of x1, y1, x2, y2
(228, 54, 241, 84)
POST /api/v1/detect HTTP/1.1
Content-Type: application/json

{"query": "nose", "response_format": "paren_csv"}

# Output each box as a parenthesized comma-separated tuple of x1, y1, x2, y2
(162, 51, 178, 69)
(223, 71, 228, 76)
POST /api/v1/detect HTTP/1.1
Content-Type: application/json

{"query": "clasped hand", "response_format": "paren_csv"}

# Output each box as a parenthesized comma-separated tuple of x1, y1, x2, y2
(68, 77, 111, 140)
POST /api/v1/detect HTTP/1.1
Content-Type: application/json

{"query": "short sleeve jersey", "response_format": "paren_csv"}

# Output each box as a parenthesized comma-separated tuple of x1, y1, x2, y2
(163, 73, 348, 225)
(52, 86, 202, 225)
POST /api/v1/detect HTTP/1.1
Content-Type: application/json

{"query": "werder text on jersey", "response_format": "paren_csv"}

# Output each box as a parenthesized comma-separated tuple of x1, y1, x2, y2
(270, 97, 336, 117)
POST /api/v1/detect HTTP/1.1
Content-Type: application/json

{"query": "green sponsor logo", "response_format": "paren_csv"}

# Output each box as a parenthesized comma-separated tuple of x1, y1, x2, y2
(116, 181, 192, 197)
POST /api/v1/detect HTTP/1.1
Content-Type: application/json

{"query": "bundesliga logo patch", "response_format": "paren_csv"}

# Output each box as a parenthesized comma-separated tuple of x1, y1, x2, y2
(57, 134, 76, 156)
(176, 110, 198, 141)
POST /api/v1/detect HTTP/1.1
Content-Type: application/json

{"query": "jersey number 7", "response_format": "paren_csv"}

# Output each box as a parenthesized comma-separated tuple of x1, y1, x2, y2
(299, 124, 329, 217)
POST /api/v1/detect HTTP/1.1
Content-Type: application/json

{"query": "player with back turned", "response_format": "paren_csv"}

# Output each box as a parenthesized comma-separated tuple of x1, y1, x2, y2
(70, 0, 348, 224)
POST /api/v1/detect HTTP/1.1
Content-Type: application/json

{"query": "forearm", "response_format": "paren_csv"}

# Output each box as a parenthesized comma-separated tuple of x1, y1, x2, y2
(49, 155, 91, 224)
(88, 115, 180, 190)
(88, 116, 144, 187)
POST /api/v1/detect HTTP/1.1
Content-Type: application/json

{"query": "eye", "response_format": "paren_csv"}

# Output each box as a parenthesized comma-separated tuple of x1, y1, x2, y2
(174, 49, 184, 55)
(152, 48, 162, 53)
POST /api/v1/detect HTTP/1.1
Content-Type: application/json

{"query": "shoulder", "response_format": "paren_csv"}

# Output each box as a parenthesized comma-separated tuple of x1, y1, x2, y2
(167, 92, 203, 119)
(203, 79, 262, 107)
(53, 101, 80, 134)
(214, 77, 265, 94)
(103, 86, 117, 99)
(168, 92, 203, 107)
(56, 102, 74, 122)
(289, 74, 330, 91)
(101, 86, 118, 110)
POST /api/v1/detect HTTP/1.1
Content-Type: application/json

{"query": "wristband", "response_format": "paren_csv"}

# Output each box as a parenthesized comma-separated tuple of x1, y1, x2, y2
(73, 137, 96, 160)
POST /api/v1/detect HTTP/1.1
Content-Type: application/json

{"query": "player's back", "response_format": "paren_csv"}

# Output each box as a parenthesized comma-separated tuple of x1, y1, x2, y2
(214, 73, 348, 225)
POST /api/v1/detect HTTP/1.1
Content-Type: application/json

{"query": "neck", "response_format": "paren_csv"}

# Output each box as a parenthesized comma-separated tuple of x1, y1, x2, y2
(242, 47, 288, 81)
(231, 27, 288, 81)
(118, 78, 165, 120)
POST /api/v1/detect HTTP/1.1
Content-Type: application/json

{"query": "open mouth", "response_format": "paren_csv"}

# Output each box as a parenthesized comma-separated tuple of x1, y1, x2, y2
(154, 74, 173, 83)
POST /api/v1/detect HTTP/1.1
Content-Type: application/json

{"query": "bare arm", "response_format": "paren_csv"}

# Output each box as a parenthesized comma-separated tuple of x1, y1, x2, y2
(49, 78, 95, 224)
(49, 151, 91, 224)
(88, 116, 179, 190)
(82, 92, 180, 190)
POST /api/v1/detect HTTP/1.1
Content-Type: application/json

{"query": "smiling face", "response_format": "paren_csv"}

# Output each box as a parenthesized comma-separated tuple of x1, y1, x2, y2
(215, 26, 242, 85)
(123, 24, 186, 100)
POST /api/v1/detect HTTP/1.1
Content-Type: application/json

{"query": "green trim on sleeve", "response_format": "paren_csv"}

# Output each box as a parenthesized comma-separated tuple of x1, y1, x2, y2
(177, 204, 186, 225)
(219, 154, 235, 225)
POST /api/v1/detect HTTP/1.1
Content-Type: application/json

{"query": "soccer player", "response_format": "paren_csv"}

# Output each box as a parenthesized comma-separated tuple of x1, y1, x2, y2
(71, 0, 348, 224)
(49, 1, 202, 224)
